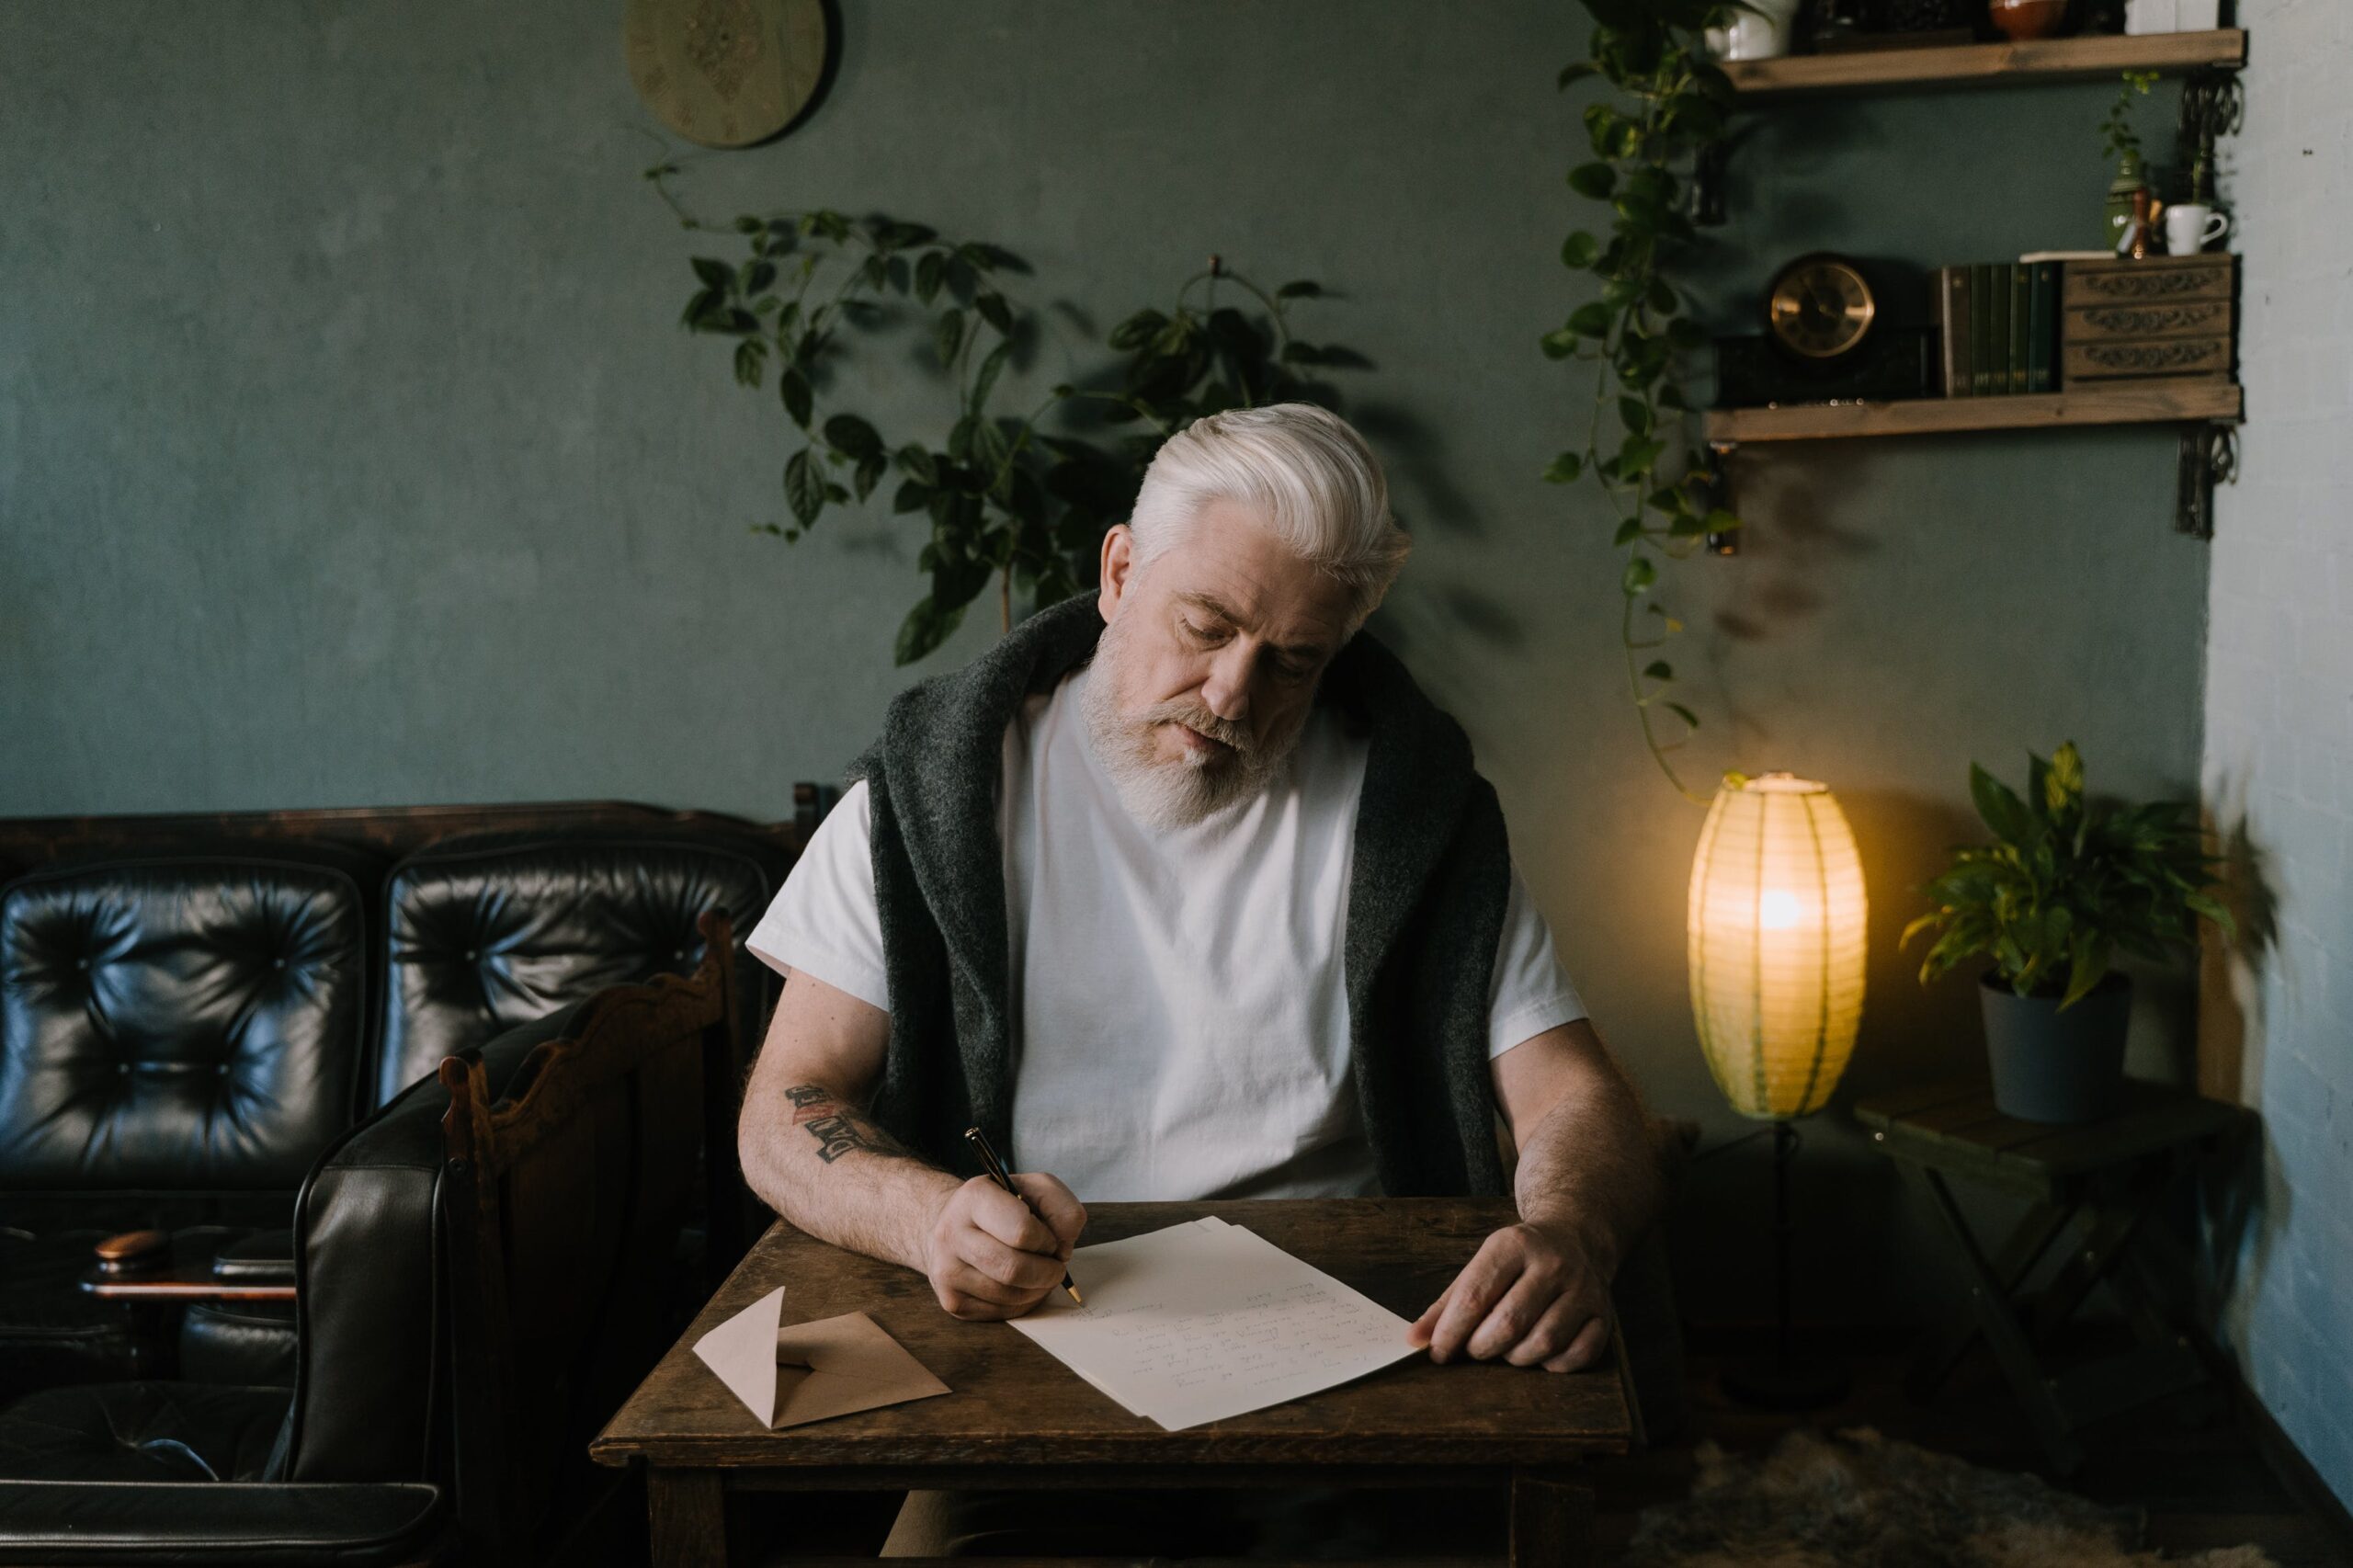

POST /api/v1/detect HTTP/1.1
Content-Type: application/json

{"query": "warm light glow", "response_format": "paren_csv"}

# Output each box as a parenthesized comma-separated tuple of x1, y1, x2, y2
(1687, 773, 1868, 1120)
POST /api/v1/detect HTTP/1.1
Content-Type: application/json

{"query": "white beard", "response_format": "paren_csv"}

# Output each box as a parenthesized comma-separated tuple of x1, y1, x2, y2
(1077, 610, 1310, 832)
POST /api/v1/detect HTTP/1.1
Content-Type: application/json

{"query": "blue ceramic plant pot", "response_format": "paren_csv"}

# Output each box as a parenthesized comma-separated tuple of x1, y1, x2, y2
(1980, 970, 2133, 1124)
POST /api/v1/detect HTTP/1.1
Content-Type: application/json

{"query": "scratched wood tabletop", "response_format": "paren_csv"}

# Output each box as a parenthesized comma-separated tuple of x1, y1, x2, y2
(594, 1199, 1634, 1472)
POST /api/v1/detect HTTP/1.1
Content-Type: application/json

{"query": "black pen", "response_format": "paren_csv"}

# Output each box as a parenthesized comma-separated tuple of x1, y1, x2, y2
(963, 1126, 1083, 1305)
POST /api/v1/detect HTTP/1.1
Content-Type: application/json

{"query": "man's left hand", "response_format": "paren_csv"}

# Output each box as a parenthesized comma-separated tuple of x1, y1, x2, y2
(1406, 1221, 1612, 1373)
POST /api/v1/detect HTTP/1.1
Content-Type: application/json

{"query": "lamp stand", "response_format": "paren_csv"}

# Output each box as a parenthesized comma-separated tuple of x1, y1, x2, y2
(1721, 1119, 1851, 1410)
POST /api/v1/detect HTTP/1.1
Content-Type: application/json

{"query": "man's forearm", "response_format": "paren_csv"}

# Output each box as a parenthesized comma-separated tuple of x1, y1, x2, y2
(738, 1078, 959, 1273)
(1510, 1059, 1663, 1281)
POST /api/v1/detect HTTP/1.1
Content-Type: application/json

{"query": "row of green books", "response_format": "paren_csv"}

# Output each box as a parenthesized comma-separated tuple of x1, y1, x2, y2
(1935, 258, 2064, 398)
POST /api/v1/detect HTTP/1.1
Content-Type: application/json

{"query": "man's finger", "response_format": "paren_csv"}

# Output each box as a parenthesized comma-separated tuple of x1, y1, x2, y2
(961, 1228, 1067, 1291)
(1504, 1294, 1593, 1368)
(1011, 1171, 1088, 1252)
(1466, 1269, 1559, 1361)
(1426, 1242, 1524, 1363)
(942, 1256, 1045, 1309)
(1540, 1312, 1613, 1373)
(965, 1179, 1061, 1256)
(937, 1286, 1025, 1323)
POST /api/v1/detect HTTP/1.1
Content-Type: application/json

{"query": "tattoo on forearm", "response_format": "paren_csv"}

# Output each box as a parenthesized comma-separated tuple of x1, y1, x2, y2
(779, 1083, 911, 1165)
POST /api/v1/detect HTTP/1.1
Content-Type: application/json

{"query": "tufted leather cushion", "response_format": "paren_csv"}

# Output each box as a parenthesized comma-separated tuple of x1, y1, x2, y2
(0, 1231, 141, 1397)
(0, 859, 370, 1189)
(371, 835, 774, 1106)
(0, 1381, 287, 1483)
(177, 1302, 297, 1389)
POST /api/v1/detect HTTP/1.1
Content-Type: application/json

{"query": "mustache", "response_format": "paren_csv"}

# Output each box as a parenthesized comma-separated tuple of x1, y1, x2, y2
(1137, 699, 1256, 757)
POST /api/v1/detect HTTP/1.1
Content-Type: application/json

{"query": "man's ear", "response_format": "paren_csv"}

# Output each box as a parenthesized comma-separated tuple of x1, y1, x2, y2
(1097, 524, 1136, 623)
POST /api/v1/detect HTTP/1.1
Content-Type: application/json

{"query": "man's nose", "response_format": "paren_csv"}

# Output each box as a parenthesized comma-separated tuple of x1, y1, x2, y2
(1199, 645, 1256, 723)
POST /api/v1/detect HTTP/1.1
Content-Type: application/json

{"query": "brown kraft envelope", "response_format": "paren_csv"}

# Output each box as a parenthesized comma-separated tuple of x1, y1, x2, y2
(693, 1286, 949, 1428)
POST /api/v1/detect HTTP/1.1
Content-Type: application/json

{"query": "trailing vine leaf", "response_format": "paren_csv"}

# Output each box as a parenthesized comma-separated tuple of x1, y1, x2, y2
(1550, 1, 1745, 801)
(783, 449, 823, 530)
(2098, 70, 2161, 166)
(651, 161, 1364, 666)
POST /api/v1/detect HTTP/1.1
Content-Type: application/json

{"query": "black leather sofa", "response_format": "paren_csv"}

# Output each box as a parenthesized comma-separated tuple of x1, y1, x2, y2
(0, 927, 734, 1564)
(0, 1018, 536, 1563)
(0, 800, 809, 1405)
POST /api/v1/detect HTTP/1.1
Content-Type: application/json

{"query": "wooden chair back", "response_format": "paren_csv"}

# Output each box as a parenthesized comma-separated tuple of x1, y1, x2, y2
(438, 911, 736, 1561)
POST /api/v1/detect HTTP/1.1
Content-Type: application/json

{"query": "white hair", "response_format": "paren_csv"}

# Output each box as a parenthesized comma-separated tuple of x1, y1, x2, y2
(1126, 403, 1410, 625)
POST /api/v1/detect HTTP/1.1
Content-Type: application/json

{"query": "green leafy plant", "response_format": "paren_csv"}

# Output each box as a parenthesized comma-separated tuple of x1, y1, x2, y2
(1549, 1, 1745, 800)
(1093, 260, 1360, 440)
(651, 161, 1358, 664)
(1902, 742, 2234, 1009)
(2098, 69, 2161, 168)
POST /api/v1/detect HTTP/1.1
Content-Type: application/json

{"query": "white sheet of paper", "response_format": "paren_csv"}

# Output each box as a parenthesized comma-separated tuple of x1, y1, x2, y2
(1009, 1217, 1419, 1431)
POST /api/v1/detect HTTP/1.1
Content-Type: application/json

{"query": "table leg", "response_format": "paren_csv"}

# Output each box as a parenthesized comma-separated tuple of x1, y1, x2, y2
(647, 1468, 728, 1568)
(1509, 1466, 1593, 1568)
(2028, 1190, 2145, 1348)
(1898, 1163, 2084, 1474)
(1904, 1198, 2072, 1402)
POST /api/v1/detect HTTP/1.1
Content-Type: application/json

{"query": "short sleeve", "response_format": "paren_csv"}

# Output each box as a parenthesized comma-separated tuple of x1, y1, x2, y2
(1486, 864, 1588, 1059)
(745, 778, 891, 1012)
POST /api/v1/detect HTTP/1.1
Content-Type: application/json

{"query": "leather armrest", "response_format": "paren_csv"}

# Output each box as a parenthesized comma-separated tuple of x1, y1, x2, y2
(211, 1231, 295, 1285)
(0, 1480, 442, 1565)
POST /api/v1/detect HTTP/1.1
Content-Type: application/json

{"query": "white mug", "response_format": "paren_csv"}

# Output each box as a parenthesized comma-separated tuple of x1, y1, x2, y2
(2165, 203, 2230, 256)
(1705, 0, 1799, 60)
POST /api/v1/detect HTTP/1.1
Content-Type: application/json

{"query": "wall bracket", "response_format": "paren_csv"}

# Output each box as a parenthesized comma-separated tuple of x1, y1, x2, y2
(2175, 420, 2236, 540)
(1704, 440, 1741, 555)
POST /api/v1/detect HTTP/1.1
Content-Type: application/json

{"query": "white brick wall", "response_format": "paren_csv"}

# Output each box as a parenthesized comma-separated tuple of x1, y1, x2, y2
(2201, 0, 2353, 1515)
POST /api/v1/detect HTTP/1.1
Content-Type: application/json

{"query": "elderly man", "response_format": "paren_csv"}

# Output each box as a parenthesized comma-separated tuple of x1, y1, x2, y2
(738, 401, 1660, 1554)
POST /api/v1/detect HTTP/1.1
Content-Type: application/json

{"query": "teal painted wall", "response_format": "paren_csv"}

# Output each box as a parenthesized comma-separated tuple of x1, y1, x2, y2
(0, 4, 2211, 1318)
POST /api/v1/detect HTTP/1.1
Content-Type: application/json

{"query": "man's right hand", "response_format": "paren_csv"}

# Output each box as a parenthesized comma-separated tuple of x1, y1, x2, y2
(921, 1172, 1087, 1320)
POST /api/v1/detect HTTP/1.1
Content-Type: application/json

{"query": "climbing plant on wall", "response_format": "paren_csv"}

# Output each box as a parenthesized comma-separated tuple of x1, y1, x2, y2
(650, 161, 1361, 665)
(1547, 0, 1744, 800)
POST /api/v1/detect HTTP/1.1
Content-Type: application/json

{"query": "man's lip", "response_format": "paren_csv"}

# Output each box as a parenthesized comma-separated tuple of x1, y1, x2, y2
(1170, 722, 1233, 755)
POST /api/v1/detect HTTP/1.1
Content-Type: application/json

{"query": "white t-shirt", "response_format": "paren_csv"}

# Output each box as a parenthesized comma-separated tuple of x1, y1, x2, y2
(747, 665, 1586, 1201)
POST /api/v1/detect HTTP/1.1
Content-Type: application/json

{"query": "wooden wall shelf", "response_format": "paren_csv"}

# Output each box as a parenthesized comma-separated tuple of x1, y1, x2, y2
(1724, 28, 2245, 98)
(1703, 382, 2242, 444)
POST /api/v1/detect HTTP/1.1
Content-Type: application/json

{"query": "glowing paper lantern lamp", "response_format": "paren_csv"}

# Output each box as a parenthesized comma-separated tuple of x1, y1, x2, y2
(1688, 773, 1868, 1119)
(1686, 771, 1868, 1407)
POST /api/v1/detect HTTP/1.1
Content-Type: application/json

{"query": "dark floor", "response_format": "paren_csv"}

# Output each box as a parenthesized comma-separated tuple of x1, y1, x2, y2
(1606, 1322, 2353, 1567)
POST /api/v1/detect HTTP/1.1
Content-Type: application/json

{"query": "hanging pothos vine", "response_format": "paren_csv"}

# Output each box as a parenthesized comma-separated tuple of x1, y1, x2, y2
(648, 158, 1360, 665)
(1546, 2, 1744, 801)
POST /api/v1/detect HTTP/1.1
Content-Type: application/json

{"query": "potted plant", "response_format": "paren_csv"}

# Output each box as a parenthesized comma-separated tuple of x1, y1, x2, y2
(2098, 70, 2159, 252)
(1902, 743, 2233, 1124)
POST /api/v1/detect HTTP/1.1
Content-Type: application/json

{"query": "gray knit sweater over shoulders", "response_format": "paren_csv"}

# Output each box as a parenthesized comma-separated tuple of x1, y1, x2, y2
(848, 594, 1512, 1198)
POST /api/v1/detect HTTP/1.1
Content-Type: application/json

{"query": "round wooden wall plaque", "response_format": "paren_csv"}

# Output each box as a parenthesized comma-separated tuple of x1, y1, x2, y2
(625, 0, 829, 149)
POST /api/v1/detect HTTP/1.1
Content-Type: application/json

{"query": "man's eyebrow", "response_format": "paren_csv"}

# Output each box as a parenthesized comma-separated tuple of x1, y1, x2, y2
(1174, 590, 1329, 663)
(1174, 590, 1241, 623)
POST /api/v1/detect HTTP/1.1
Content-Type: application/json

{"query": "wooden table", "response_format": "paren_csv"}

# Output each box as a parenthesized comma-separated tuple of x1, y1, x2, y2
(1857, 1076, 2255, 1474)
(594, 1199, 1634, 1567)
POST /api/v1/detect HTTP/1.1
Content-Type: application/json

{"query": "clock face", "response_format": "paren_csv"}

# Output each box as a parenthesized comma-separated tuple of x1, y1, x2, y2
(1767, 256, 1878, 361)
(626, 0, 830, 149)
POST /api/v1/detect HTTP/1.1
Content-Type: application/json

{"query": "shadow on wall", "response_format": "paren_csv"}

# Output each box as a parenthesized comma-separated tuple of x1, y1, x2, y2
(1708, 445, 1878, 648)
(1345, 396, 1528, 672)
(2189, 778, 2285, 1344)
(1348, 399, 1486, 544)
(1834, 786, 1985, 1101)
(2198, 778, 2286, 1100)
